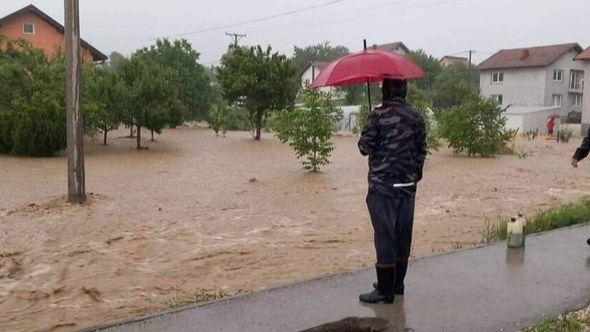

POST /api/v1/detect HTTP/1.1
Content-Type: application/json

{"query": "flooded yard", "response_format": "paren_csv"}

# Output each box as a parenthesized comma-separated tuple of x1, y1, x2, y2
(1, 127, 590, 331)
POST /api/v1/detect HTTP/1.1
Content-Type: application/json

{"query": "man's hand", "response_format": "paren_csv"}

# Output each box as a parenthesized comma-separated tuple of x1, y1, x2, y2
(571, 158, 579, 168)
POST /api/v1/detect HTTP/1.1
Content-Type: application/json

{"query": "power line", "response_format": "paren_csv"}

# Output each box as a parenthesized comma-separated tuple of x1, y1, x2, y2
(226, 32, 246, 47)
(162, 0, 350, 38)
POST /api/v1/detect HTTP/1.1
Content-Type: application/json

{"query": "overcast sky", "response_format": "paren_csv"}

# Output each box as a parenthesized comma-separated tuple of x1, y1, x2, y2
(3, 0, 590, 65)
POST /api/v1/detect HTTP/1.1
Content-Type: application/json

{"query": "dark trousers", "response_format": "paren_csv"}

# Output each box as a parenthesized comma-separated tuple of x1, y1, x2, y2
(366, 190, 415, 265)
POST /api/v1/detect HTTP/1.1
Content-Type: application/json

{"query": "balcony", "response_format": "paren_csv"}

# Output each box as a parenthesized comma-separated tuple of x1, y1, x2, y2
(569, 83, 583, 93)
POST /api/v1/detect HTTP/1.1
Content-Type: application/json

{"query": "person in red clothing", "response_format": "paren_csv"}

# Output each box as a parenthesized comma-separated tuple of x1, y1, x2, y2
(547, 117, 555, 135)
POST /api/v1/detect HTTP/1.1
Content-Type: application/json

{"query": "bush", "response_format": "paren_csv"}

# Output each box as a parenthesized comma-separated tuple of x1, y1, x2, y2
(272, 87, 342, 172)
(0, 38, 67, 156)
(557, 128, 573, 143)
(437, 96, 515, 157)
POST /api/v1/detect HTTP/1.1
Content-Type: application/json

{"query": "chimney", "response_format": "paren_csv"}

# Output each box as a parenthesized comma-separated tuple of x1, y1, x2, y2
(520, 49, 530, 60)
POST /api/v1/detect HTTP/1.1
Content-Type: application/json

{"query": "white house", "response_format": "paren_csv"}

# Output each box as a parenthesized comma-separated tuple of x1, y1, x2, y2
(576, 46, 590, 134)
(478, 43, 585, 132)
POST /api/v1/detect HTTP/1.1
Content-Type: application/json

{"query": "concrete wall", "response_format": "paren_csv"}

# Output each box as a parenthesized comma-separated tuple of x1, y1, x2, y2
(0, 11, 95, 62)
(480, 67, 546, 107)
(543, 50, 585, 116)
(581, 62, 590, 134)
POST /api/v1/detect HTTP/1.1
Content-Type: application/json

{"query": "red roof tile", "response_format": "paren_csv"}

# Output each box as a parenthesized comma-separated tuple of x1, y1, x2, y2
(576, 46, 590, 61)
(477, 43, 582, 70)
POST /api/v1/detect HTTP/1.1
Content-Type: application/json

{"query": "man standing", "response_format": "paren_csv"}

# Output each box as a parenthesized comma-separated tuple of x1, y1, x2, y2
(571, 129, 590, 246)
(358, 79, 427, 304)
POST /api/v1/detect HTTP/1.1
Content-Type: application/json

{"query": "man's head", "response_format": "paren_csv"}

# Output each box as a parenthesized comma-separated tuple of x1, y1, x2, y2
(382, 78, 408, 102)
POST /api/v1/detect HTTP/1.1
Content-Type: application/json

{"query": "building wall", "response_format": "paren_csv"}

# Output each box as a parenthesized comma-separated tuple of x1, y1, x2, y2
(581, 62, 590, 134)
(480, 67, 546, 108)
(480, 51, 584, 115)
(543, 50, 585, 116)
(0, 11, 94, 62)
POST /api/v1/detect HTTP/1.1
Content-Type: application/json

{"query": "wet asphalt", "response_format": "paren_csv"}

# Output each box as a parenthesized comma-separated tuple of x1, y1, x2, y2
(89, 224, 590, 332)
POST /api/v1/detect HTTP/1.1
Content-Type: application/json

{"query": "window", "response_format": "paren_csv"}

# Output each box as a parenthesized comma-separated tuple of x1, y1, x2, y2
(570, 70, 584, 91)
(490, 95, 503, 105)
(23, 23, 35, 34)
(552, 94, 562, 107)
(491, 72, 504, 84)
(573, 94, 583, 107)
(553, 69, 563, 81)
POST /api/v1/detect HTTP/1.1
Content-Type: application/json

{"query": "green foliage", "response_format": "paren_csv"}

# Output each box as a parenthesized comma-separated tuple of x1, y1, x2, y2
(407, 49, 442, 92)
(292, 41, 349, 73)
(557, 128, 573, 143)
(0, 37, 67, 156)
(137, 38, 214, 123)
(218, 45, 298, 140)
(437, 96, 514, 157)
(209, 103, 225, 136)
(484, 198, 590, 242)
(431, 63, 478, 110)
(522, 308, 590, 332)
(82, 64, 126, 144)
(118, 53, 180, 149)
(108, 51, 125, 69)
(272, 87, 342, 172)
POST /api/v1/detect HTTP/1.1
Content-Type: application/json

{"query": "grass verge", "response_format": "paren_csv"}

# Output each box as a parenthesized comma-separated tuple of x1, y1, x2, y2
(521, 306, 590, 332)
(481, 198, 590, 243)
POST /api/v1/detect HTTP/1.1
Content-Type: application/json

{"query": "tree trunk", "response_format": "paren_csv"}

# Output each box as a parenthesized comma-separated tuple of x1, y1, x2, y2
(255, 113, 262, 140)
(129, 125, 134, 138)
(136, 124, 141, 150)
(103, 127, 108, 145)
(151, 129, 154, 141)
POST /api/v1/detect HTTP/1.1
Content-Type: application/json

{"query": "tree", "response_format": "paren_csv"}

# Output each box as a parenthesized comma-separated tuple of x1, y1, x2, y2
(108, 51, 125, 69)
(0, 37, 67, 156)
(292, 41, 349, 73)
(82, 64, 125, 145)
(138, 39, 213, 124)
(272, 87, 342, 172)
(407, 49, 442, 92)
(118, 54, 180, 149)
(436, 96, 516, 157)
(431, 63, 478, 110)
(218, 45, 298, 140)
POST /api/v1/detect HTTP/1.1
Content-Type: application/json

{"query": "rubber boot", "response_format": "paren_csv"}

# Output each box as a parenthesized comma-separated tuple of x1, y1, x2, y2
(394, 261, 408, 295)
(372, 261, 408, 295)
(359, 265, 395, 304)
(587, 237, 590, 246)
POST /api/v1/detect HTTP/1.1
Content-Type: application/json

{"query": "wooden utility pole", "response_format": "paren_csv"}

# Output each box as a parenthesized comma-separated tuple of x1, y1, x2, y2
(225, 32, 246, 47)
(65, 0, 86, 204)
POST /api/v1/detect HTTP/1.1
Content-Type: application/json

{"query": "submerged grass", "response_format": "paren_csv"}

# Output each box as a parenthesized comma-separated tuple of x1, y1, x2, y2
(481, 198, 590, 243)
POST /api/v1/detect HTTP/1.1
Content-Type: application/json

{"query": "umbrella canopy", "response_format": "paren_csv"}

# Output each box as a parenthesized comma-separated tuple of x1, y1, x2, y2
(310, 49, 426, 88)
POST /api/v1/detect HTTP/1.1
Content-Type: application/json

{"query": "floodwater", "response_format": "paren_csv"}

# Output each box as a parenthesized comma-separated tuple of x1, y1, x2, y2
(1, 128, 589, 331)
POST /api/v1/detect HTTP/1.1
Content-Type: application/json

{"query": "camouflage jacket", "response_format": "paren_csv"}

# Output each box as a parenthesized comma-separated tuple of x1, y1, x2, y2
(574, 127, 590, 161)
(358, 99, 427, 197)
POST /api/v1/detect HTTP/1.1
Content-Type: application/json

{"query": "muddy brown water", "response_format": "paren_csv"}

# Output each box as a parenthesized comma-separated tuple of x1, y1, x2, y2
(1, 127, 590, 331)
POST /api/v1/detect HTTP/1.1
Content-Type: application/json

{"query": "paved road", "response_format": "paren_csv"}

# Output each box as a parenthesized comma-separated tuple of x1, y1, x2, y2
(88, 224, 590, 332)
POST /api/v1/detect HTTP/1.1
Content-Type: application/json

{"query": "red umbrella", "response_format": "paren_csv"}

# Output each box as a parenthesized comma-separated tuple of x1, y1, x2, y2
(310, 49, 426, 88)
